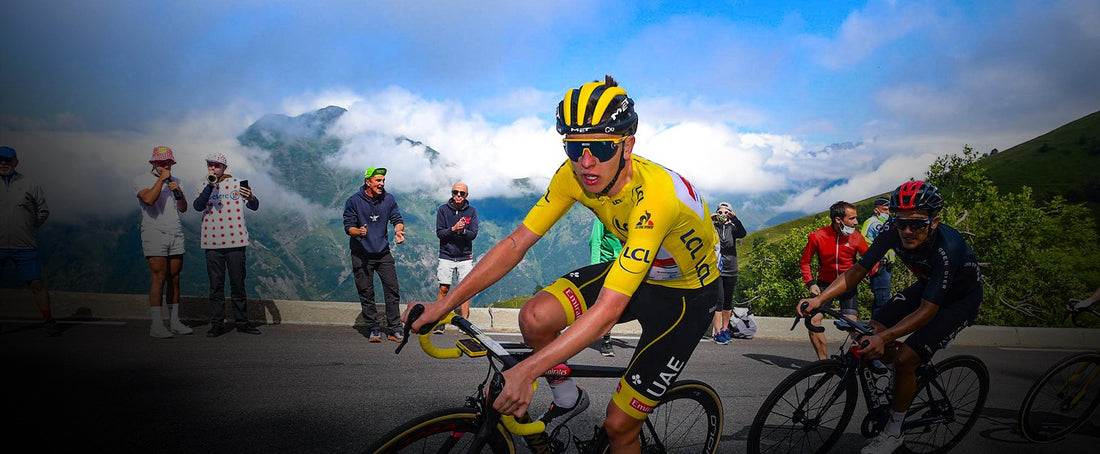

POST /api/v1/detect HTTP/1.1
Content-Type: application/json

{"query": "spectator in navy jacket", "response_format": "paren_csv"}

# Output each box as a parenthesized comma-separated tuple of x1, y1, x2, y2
(343, 167, 406, 343)
(433, 182, 478, 333)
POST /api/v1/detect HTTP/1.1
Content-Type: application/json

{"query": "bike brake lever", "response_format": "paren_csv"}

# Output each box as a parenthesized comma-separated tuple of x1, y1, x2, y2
(395, 304, 424, 354)
(791, 301, 808, 331)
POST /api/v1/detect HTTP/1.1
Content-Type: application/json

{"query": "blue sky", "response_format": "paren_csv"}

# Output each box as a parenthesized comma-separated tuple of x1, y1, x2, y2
(2, 0, 1098, 221)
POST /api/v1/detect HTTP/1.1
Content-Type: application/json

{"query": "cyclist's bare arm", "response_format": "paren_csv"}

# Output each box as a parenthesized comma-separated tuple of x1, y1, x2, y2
(1081, 286, 1100, 308)
(861, 299, 939, 359)
(406, 225, 542, 332)
(797, 263, 871, 315)
(494, 287, 631, 417)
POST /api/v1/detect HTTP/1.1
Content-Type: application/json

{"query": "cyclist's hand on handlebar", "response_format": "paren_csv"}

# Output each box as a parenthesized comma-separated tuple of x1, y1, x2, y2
(796, 298, 821, 317)
(401, 301, 441, 335)
(858, 334, 887, 360)
(492, 367, 536, 418)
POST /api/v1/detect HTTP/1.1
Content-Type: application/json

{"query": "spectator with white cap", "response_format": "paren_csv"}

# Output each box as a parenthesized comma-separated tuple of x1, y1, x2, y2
(193, 152, 260, 337)
(132, 145, 191, 338)
(710, 201, 747, 344)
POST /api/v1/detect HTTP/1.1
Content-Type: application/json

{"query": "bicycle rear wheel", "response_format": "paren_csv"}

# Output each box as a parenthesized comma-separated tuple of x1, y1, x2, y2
(747, 359, 857, 454)
(1018, 351, 1100, 443)
(640, 380, 724, 453)
(900, 355, 988, 454)
(365, 407, 514, 454)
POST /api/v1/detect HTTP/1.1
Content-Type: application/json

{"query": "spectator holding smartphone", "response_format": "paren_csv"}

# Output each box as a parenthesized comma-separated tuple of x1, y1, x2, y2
(433, 182, 479, 333)
(193, 153, 260, 337)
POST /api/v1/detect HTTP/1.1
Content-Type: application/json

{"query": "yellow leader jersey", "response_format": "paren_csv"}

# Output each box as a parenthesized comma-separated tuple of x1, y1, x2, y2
(523, 155, 719, 296)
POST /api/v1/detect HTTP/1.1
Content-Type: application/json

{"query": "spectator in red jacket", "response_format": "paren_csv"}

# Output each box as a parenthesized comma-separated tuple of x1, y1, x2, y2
(799, 201, 871, 359)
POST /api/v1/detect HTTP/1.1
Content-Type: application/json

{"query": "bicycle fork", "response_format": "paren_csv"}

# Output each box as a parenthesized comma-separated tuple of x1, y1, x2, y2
(1055, 361, 1100, 411)
(796, 368, 854, 430)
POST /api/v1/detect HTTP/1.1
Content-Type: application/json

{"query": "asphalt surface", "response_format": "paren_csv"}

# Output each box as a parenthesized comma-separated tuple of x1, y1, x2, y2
(2, 318, 1096, 453)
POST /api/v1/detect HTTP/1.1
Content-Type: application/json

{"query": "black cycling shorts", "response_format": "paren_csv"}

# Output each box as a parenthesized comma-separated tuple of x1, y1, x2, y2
(542, 262, 719, 420)
(872, 283, 981, 363)
(815, 280, 859, 316)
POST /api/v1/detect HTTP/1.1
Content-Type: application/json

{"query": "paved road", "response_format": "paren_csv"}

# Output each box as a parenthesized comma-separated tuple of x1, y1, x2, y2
(2, 319, 1095, 453)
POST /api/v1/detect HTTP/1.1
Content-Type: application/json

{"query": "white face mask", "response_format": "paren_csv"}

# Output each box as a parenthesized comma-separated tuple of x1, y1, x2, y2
(876, 212, 889, 222)
(840, 225, 856, 235)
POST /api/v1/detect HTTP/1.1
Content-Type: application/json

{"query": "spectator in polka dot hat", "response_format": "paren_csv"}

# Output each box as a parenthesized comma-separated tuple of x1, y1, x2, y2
(193, 152, 261, 336)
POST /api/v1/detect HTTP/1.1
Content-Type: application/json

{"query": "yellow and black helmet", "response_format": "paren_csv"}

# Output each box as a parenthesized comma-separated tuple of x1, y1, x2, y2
(556, 75, 638, 136)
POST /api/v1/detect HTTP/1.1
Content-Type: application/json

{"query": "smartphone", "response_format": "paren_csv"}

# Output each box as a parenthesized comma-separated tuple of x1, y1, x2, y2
(240, 180, 249, 188)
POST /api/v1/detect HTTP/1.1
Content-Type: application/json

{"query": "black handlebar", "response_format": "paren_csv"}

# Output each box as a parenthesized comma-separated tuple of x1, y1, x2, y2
(395, 303, 434, 354)
(1064, 299, 1099, 328)
(795, 301, 875, 336)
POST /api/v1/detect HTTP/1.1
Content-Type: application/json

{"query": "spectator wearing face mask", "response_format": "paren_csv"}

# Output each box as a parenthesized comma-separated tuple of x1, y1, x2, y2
(861, 197, 895, 317)
(799, 201, 872, 360)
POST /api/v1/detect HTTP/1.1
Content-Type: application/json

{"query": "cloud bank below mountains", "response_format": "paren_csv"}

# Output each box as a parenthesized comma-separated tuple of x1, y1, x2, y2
(1, 86, 1015, 225)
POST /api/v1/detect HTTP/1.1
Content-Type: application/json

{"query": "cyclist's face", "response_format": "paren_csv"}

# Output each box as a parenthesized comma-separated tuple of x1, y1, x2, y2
(894, 210, 938, 249)
(565, 133, 633, 193)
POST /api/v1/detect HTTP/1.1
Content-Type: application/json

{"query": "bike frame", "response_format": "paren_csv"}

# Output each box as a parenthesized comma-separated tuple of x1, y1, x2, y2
(798, 306, 960, 437)
(397, 305, 678, 454)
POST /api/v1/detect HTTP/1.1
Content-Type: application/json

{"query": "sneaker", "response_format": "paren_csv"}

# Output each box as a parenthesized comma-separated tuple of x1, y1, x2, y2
(43, 319, 62, 337)
(714, 329, 731, 345)
(170, 321, 194, 335)
(388, 331, 404, 342)
(150, 323, 173, 339)
(599, 339, 615, 357)
(538, 387, 590, 436)
(206, 324, 228, 338)
(236, 324, 261, 335)
(861, 432, 904, 454)
(368, 329, 382, 343)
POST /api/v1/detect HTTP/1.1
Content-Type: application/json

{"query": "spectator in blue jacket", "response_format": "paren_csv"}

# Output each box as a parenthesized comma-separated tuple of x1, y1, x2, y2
(433, 182, 478, 333)
(343, 167, 406, 343)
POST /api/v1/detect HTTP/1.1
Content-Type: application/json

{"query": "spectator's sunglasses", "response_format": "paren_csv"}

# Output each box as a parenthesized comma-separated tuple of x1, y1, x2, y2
(562, 137, 626, 162)
(892, 217, 933, 231)
(452, 190, 467, 197)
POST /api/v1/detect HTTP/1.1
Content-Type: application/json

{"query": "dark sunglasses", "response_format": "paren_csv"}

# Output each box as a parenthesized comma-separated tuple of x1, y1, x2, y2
(451, 190, 467, 197)
(0, 157, 14, 164)
(562, 137, 625, 162)
(893, 217, 933, 231)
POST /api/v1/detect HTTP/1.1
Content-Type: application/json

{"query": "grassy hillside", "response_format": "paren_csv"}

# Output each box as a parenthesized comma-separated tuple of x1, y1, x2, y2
(980, 110, 1100, 225)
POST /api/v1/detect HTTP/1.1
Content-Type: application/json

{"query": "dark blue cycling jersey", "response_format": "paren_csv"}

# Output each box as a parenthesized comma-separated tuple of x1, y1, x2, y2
(858, 222, 981, 308)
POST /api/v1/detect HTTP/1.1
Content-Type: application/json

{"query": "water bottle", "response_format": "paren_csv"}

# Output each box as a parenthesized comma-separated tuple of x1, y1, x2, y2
(875, 363, 895, 407)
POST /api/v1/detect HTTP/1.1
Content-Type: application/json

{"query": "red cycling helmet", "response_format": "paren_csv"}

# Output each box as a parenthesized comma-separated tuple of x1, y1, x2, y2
(890, 180, 943, 213)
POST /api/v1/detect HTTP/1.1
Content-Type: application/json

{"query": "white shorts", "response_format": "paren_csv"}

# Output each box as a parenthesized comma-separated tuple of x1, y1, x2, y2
(141, 227, 185, 257)
(437, 258, 473, 286)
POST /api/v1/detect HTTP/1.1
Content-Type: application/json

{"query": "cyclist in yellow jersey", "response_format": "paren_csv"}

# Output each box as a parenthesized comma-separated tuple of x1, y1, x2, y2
(406, 76, 719, 452)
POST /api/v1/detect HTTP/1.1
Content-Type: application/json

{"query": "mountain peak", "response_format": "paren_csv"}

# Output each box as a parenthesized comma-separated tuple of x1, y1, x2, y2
(238, 106, 347, 148)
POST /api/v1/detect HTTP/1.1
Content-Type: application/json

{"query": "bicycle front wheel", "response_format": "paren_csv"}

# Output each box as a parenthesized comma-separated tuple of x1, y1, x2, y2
(641, 379, 724, 454)
(747, 359, 857, 454)
(1018, 351, 1100, 443)
(900, 355, 989, 454)
(365, 407, 515, 454)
